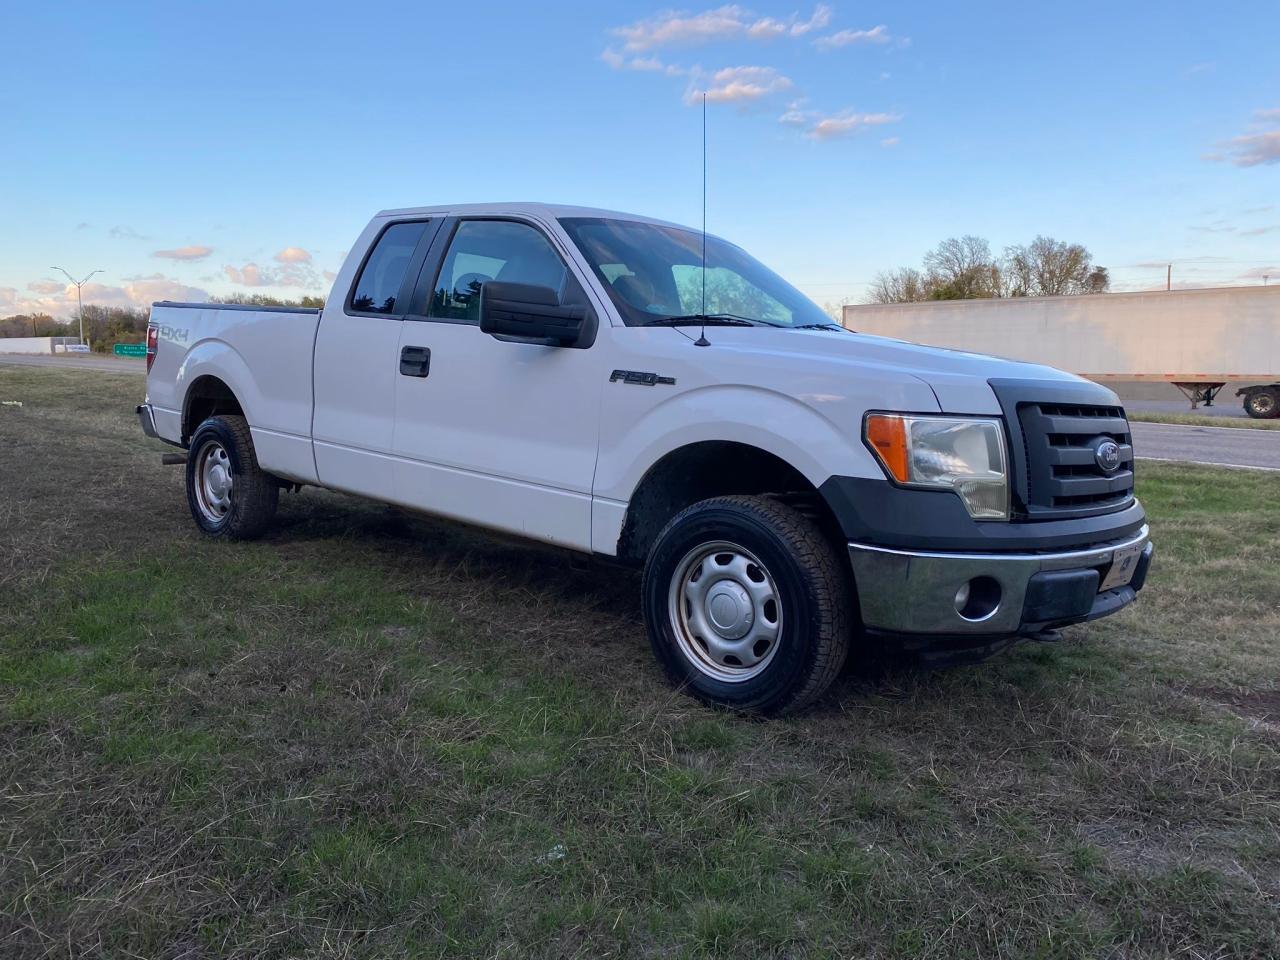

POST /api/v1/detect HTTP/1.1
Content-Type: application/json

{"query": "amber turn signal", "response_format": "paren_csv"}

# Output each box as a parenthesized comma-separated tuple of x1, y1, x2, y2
(865, 414, 910, 483)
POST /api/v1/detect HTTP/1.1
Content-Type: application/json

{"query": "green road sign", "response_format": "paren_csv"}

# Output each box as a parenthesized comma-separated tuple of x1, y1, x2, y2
(113, 343, 147, 357)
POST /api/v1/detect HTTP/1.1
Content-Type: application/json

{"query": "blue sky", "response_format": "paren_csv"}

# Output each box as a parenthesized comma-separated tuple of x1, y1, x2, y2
(2, 1, 1277, 318)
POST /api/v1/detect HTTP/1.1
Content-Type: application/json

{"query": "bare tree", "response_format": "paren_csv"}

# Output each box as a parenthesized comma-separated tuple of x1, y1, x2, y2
(869, 234, 1110, 303)
(868, 267, 930, 304)
(1003, 236, 1110, 297)
(922, 236, 1002, 299)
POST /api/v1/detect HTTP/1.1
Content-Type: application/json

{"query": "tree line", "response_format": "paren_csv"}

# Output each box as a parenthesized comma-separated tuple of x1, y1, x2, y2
(0, 295, 325, 352)
(869, 235, 1109, 303)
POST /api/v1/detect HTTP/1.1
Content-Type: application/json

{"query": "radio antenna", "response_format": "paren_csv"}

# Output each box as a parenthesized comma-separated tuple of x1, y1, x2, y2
(695, 91, 710, 347)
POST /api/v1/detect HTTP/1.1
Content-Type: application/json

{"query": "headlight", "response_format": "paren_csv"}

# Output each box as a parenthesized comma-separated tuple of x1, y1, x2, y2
(864, 414, 1010, 520)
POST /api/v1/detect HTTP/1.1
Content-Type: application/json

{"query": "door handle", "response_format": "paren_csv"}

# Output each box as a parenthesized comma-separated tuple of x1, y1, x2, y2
(400, 345, 430, 377)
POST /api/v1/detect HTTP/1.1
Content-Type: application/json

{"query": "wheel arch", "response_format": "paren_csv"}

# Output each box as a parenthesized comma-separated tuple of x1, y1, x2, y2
(614, 439, 846, 566)
(182, 374, 246, 443)
(176, 339, 261, 443)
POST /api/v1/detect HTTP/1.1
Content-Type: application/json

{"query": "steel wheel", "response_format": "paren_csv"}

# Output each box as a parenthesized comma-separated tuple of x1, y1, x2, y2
(193, 438, 234, 523)
(668, 540, 783, 682)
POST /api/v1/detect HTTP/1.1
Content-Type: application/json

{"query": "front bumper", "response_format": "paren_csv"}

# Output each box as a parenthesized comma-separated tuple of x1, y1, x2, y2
(848, 524, 1152, 637)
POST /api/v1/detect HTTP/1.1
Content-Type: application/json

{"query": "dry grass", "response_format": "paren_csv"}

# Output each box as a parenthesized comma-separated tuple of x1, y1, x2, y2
(2, 366, 1278, 959)
(1128, 410, 1280, 430)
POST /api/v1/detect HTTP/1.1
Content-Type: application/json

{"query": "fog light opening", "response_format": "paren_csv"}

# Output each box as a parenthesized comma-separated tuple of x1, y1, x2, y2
(955, 576, 1001, 622)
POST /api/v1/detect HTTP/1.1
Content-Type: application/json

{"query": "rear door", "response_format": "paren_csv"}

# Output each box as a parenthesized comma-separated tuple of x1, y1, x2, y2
(390, 215, 608, 549)
(312, 217, 440, 499)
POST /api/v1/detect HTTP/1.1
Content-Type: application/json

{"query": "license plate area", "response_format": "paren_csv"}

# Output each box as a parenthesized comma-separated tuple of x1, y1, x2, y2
(1099, 541, 1144, 592)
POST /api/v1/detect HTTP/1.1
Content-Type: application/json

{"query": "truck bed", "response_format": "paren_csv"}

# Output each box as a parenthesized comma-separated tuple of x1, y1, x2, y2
(145, 301, 323, 484)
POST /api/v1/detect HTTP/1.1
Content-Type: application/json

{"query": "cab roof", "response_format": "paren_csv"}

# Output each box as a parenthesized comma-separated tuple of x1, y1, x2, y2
(374, 201, 697, 233)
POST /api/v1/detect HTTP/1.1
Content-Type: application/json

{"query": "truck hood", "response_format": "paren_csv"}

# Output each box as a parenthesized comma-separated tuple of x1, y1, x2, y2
(710, 326, 1110, 415)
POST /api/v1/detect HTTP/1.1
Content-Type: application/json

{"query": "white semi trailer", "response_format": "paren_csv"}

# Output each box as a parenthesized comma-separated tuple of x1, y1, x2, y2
(843, 285, 1280, 418)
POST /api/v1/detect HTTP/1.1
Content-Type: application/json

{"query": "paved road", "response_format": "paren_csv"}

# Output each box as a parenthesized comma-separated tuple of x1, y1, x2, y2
(1132, 421, 1280, 471)
(0, 354, 144, 373)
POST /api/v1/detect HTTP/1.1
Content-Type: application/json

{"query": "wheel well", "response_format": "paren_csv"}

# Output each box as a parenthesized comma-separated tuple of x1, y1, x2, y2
(183, 376, 243, 443)
(616, 441, 844, 566)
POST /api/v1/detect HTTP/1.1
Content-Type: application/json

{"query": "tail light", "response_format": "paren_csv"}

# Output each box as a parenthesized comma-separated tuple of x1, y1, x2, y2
(146, 323, 158, 373)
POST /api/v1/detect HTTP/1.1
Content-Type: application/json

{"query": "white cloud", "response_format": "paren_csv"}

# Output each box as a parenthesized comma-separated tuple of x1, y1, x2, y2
(223, 263, 271, 287)
(223, 261, 324, 289)
(613, 4, 831, 51)
(1239, 225, 1278, 236)
(1212, 130, 1280, 167)
(688, 65, 793, 104)
(109, 225, 148, 241)
(3, 274, 209, 318)
(880, 136, 900, 147)
(153, 245, 214, 261)
(274, 246, 312, 264)
(780, 106, 900, 140)
(814, 25, 892, 50)
(1208, 111, 1280, 167)
(807, 111, 899, 140)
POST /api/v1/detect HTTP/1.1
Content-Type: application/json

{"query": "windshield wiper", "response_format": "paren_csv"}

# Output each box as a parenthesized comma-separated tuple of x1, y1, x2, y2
(640, 313, 757, 327)
(792, 322, 844, 330)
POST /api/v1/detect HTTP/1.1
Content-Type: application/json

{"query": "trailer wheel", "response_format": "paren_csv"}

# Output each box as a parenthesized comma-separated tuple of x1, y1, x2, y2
(1243, 388, 1279, 419)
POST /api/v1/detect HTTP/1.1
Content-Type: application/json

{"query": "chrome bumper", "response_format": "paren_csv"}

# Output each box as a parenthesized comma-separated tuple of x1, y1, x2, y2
(136, 402, 160, 439)
(848, 524, 1152, 636)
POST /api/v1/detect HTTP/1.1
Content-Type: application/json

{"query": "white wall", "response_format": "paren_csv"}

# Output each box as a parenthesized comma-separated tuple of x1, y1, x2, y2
(0, 336, 83, 355)
(843, 285, 1280, 381)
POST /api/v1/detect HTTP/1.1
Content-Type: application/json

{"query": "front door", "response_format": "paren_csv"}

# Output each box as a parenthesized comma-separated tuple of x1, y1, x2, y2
(391, 217, 607, 550)
(312, 218, 438, 500)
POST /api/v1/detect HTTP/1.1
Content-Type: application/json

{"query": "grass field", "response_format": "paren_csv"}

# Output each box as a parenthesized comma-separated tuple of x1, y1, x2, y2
(2, 366, 1278, 959)
(1128, 410, 1280, 430)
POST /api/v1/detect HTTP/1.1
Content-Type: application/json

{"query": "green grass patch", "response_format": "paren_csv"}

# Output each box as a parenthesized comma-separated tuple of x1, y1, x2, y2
(2, 365, 1279, 959)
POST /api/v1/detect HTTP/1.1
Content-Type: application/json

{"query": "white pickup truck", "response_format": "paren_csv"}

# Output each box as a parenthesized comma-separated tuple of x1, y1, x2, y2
(139, 203, 1152, 714)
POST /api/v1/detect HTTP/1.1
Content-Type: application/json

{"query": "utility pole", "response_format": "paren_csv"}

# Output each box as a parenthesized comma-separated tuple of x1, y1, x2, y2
(51, 266, 103, 345)
(1166, 264, 1171, 292)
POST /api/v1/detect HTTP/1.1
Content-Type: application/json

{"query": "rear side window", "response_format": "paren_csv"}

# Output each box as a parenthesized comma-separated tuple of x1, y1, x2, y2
(349, 221, 429, 315)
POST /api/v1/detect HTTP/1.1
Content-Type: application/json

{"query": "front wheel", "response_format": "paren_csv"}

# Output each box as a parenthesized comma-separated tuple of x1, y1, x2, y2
(642, 495, 852, 715)
(1243, 388, 1279, 419)
(186, 415, 279, 539)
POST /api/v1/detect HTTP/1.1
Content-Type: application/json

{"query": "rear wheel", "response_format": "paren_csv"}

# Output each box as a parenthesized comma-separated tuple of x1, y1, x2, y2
(1243, 388, 1279, 419)
(642, 495, 852, 716)
(186, 415, 278, 539)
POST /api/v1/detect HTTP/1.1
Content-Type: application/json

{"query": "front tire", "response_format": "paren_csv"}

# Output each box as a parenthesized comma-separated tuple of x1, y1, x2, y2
(642, 495, 852, 715)
(1243, 388, 1279, 419)
(186, 415, 279, 539)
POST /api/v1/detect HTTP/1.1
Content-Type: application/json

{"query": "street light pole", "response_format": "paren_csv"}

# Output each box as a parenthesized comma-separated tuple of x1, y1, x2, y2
(51, 266, 103, 345)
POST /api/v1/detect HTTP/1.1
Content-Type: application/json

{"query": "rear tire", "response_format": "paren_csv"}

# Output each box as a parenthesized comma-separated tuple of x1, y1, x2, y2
(1243, 388, 1279, 419)
(186, 415, 279, 539)
(642, 495, 852, 716)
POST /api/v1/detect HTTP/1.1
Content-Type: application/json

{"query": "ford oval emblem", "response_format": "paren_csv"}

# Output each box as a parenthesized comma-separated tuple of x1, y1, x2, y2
(1094, 438, 1122, 474)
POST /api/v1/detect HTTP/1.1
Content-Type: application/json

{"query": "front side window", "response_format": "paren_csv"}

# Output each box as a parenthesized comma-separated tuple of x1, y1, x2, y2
(558, 217, 833, 328)
(429, 220, 570, 323)
(349, 220, 429, 315)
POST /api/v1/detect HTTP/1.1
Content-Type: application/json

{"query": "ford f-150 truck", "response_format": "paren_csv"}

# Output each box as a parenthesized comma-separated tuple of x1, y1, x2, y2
(139, 203, 1152, 714)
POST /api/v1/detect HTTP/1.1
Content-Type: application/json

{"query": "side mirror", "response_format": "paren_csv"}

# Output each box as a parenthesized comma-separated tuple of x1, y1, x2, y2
(479, 281, 585, 347)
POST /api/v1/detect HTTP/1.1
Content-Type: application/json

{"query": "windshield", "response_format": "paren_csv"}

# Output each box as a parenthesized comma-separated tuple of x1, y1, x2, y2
(558, 217, 835, 328)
